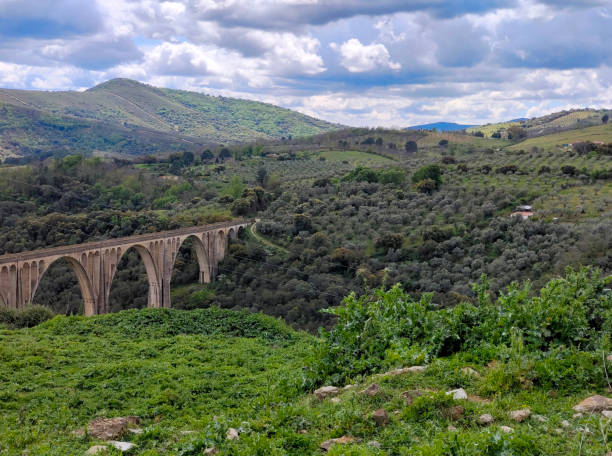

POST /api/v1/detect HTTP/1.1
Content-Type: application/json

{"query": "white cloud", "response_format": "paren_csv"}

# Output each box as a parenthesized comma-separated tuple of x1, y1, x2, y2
(330, 38, 401, 72)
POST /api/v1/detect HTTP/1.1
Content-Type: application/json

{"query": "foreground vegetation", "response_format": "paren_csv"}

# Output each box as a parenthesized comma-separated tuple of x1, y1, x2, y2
(0, 269, 610, 455)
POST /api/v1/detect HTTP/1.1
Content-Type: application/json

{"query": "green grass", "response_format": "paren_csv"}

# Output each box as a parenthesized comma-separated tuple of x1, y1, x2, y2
(0, 308, 313, 455)
(1, 307, 610, 455)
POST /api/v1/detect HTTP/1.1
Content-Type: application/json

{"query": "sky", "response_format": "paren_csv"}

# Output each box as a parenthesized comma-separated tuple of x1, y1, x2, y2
(0, 0, 610, 127)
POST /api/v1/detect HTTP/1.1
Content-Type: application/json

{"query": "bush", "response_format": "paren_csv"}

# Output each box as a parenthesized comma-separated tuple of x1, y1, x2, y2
(412, 164, 442, 185)
(312, 268, 611, 383)
(0, 305, 56, 328)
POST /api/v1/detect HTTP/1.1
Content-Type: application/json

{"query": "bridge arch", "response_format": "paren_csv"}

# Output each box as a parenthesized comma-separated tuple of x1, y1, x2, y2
(32, 256, 96, 316)
(175, 234, 211, 284)
(110, 244, 161, 309)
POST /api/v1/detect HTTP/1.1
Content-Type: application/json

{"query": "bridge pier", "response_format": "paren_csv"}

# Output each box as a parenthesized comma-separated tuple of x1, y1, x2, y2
(0, 221, 249, 315)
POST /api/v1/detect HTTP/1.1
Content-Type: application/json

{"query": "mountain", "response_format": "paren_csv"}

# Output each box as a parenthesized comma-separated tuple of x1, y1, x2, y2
(0, 79, 340, 160)
(405, 121, 477, 131)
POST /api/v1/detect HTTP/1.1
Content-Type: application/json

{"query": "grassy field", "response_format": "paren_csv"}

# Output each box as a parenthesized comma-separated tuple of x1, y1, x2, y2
(508, 123, 612, 150)
(1, 304, 610, 455)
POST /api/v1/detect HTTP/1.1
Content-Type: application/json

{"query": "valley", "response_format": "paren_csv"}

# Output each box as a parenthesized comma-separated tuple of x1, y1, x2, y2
(0, 86, 610, 456)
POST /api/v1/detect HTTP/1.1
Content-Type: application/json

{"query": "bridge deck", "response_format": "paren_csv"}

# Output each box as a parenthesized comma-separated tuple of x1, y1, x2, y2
(0, 219, 251, 264)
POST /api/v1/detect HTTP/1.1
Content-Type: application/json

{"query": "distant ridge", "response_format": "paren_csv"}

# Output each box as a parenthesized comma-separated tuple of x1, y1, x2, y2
(0, 78, 341, 160)
(405, 121, 477, 132)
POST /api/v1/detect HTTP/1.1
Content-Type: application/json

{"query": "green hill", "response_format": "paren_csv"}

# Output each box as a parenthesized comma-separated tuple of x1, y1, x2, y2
(1, 268, 611, 455)
(467, 108, 611, 138)
(0, 79, 340, 160)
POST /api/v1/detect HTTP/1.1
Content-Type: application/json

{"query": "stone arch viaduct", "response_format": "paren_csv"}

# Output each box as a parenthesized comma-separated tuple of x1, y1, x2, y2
(0, 220, 250, 315)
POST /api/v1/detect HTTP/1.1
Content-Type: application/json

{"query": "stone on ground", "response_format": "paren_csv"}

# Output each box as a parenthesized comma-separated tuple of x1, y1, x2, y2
(367, 440, 381, 448)
(573, 395, 612, 413)
(448, 405, 464, 420)
(602, 410, 612, 418)
(509, 409, 531, 422)
(461, 367, 480, 377)
(320, 436, 361, 451)
(560, 420, 571, 428)
(478, 414, 494, 425)
(204, 447, 218, 455)
(446, 388, 468, 400)
(372, 408, 389, 426)
(401, 390, 424, 405)
(109, 441, 135, 452)
(226, 428, 239, 440)
(532, 414, 547, 423)
(362, 383, 382, 397)
(314, 386, 340, 400)
(499, 426, 514, 433)
(85, 446, 107, 455)
(380, 366, 426, 376)
(330, 397, 341, 404)
(87, 417, 140, 440)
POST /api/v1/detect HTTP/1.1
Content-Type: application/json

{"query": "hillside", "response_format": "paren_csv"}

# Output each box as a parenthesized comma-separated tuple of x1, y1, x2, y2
(467, 108, 611, 138)
(1, 268, 611, 455)
(0, 79, 340, 160)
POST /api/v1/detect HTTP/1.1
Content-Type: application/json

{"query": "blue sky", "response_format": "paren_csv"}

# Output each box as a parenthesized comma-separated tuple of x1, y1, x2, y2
(0, 0, 610, 126)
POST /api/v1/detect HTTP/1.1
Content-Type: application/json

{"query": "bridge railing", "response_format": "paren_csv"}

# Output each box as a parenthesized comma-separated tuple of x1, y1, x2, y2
(0, 219, 253, 264)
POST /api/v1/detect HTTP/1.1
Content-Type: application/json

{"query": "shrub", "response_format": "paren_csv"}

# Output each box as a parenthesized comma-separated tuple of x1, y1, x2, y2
(0, 305, 56, 328)
(312, 268, 611, 383)
(412, 164, 442, 185)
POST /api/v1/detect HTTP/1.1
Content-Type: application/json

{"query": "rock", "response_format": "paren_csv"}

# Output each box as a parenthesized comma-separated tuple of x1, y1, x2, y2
(372, 408, 389, 426)
(85, 446, 107, 455)
(331, 397, 341, 404)
(226, 428, 239, 441)
(448, 405, 464, 421)
(478, 414, 494, 426)
(573, 395, 612, 413)
(447, 425, 458, 432)
(128, 428, 143, 434)
(314, 386, 341, 400)
(362, 383, 382, 397)
(461, 367, 480, 377)
(87, 417, 140, 440)
(446, 388, 468, 400)
(607, 354, 612, 362)
(401, 390, 424, 405)
(367, 440, 381, 448)
(560, 420, 571, 428)
(532, 414, 547, 423)
(381, 366, 426, 376)
(204, 447, 218, 455)
(343, 384, 355, 390)
(499, 426, 514, 434)
(602, 410, 612, 418)
(554, 428, 563, 435)
(319, 436, 361, 451)
(509, 409, 531, 422)
(572, 413, 583, 419)
(109, 441, 135, 452)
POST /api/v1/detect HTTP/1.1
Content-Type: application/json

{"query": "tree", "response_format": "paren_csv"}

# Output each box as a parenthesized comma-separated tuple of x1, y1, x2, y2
(405, 141, 418, 153)
(438, 139, 448, 147)
(491, 131, 502, 139)
(219, 148, 232, 161)
(256, 165, 268, 186)
(602, 114, 609, 124)
(415, 178, 437, 194)
(375, 233, 403, 250)
(507, 126, 527, 140)
(412, 164, 442, 186)
(201, 149, 214, 161)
